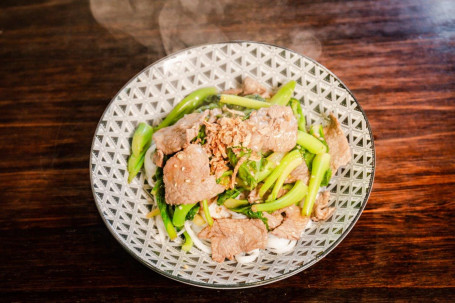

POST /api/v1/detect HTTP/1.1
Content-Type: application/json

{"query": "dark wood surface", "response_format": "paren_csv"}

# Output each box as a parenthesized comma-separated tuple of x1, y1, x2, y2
(1, 0, 454, 301)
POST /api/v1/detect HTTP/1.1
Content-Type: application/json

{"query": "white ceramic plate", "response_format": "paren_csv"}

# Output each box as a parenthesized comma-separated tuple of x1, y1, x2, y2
(90, 41, 375, 289)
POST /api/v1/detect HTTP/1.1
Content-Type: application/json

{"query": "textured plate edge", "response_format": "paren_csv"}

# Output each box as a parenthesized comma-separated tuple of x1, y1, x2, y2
(89, 40, 376, 289)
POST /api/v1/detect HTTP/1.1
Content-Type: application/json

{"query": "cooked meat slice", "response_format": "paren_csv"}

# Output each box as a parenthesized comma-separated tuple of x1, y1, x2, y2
(284, 162, 310, 185)
(247, 105, 298, 153)
(152, 112, 207, 155)
(262, 211, 283, 230)
(242, 77, 271, 98)
(323, 113, 351, 174)
(271, 205, 309, 240)
(163, 144, 225, 205)
(311, 191, 335, 222)
(152, 149, 164, 167)
(198, 218, 268, 263)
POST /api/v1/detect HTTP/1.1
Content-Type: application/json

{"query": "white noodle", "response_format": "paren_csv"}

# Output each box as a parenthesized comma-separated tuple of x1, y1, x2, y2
(176, 227, 186, 237)
(155, 215, 166, 244)
(235, 249, 260, 264)
(208, 202, 231, 219)
(267, 233, 297, 254)
(184, 221, 212, 254)
(144, 144, 156, 186)
(226, 210, 248, 219)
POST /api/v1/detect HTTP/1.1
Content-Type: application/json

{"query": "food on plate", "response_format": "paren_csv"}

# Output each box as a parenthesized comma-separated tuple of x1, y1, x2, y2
(129, 77, 351, 263)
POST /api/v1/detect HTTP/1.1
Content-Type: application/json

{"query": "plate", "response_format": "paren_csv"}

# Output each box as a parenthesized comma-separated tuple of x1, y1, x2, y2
(90, 41, 375, 288)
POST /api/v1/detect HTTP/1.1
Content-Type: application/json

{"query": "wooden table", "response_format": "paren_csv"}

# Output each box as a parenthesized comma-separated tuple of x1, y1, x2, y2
(1, 0, 454, 301)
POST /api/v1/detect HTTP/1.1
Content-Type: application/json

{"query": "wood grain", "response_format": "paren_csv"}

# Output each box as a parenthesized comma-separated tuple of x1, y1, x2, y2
(1, 0, 454, 301)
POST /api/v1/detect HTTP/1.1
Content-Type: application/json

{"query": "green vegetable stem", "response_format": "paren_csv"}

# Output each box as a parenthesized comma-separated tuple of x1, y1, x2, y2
(301, 153, 331, 217)
(252, 180, 308, 212)
(202, 199, 213, 226)
(128, 122, 153, 183)
(157, 87, 218, 129)
(309, 124, 329, 152)
(182, 231, 193, 252)
(223, 198, 249, 209)
(267, 154, 303, 201)
(172, 203, 197, 227)
(259, 150, 301, 197)
(297, 131, 327, 154)
(290, 98, 306, 132)
(153, 179, 178, 240)
(131, 122, 154, 157)
(220, 94, 271, 109)
(127, 152, 146, 183)
(255, 152, 285, 182)
(269, 80, 296, 106)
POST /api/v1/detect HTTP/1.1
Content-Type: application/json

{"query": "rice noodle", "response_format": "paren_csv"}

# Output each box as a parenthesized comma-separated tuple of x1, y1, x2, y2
(144, 144, 156, 186)
(226, 210, 248, 219)
(208, 202, 231, 219)
(176, 227, 186, 237)
(155, 215, 166, 244)
(184, 221, 212, 254)
(267, 233, 297, 254)
(235, 249, 260, 264)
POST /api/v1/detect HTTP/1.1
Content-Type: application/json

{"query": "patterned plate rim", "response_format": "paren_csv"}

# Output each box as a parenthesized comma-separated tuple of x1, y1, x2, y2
(89, 41, 376, 289)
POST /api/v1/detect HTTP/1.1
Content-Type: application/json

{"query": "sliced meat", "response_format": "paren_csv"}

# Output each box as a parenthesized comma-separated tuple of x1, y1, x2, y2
(152, 112, 207, 155)
(284, 162, 310, 185)
(242, 77, 271, 98)
(198, 218, 268, 263)
(323, 113, 351, 174)
(262, 211, 283, 230)
(163, 144, 225, 205)
(271, 205, 309, 240)
(311, 191, 335, 222)
(247, 105, 298, 153)
(152, 149, 164, 167)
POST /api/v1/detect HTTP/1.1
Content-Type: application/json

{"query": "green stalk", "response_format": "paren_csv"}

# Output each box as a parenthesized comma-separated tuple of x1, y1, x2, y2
(302, 153, 331, 217)
(268, 156, 303, 201)
(128, 123, 153, 182)
(256, 152, 285, 182)
(182, 231, 193, 252)
(259, 150, 301, 197)
(127, 152, 146, 183)
(270, 80, 296, 106)
(252, 180, 308, 212)
(154, 180, 177, 240)
(290, 98, 306, 132)
(131, 122, 154, 157)
(297, 131, 327, 154)
(309, 124, 329, 152)
(157, 87, 218, 129)
(172, 203, 197, 227)
(220, 94, 271, 109)
(224, 198, 249, 209)
(202, 199, 213, 226)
